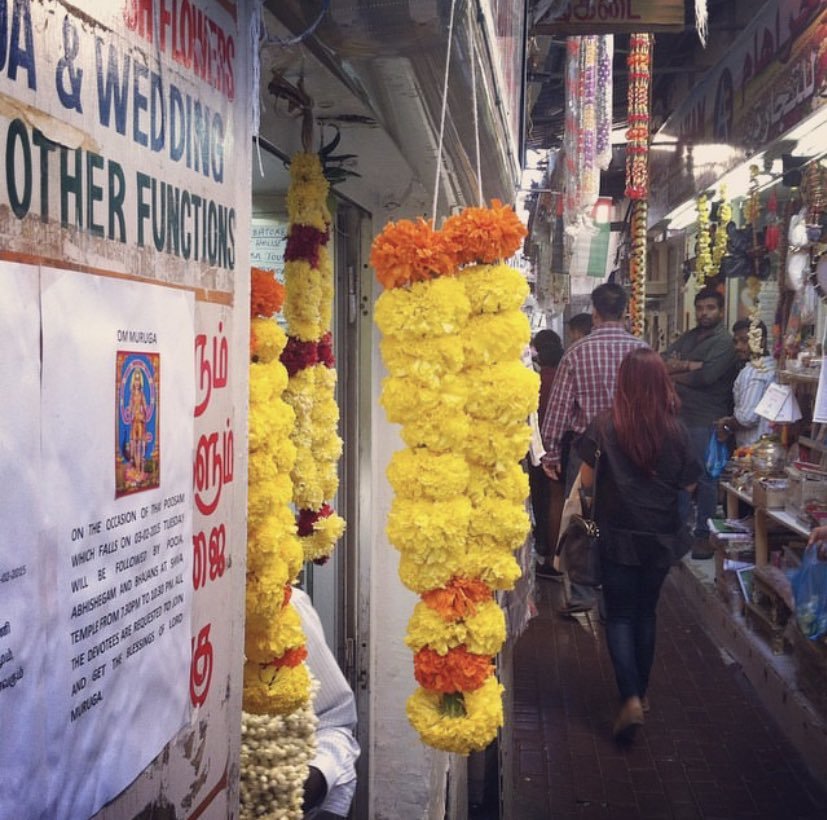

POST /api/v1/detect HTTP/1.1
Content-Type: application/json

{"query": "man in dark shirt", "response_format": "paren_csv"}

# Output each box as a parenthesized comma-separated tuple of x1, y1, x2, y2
(663, 287, 738, 558)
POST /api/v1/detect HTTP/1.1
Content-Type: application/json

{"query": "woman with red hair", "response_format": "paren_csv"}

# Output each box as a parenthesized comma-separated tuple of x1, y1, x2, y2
(576, 348, 701, 742)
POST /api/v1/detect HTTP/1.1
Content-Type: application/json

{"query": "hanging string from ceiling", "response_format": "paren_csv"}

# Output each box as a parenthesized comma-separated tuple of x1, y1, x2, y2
(432, 0, 459, 225)
(260, 0, 332, 47)
(470, 33, 483, 207)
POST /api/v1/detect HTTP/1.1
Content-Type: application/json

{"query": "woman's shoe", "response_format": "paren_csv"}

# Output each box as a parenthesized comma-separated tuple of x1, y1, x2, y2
(613, 696, 644, 742)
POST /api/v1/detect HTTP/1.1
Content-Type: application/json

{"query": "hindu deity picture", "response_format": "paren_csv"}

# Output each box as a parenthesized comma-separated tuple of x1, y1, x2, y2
(116, 351, 160, 496)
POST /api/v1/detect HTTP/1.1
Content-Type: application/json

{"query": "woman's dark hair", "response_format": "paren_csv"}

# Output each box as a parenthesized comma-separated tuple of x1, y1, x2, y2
(533, 329, 563, 367)
(612, 348, 682, 475)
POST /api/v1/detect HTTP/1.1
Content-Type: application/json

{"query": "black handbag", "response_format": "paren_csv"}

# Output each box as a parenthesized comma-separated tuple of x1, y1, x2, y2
(557, 446, 602, 587)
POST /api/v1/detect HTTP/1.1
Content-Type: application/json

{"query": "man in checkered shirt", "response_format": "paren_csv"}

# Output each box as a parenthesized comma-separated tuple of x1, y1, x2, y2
(540, 282, 649, 612)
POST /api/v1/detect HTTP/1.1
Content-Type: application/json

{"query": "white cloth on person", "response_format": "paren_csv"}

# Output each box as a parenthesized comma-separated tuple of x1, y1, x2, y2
(732, 355, 776, 447)
(293, 587, 360, 817)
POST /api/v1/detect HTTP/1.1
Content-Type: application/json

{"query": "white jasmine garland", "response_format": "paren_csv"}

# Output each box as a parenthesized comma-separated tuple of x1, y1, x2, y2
(239, 679, 320, 819)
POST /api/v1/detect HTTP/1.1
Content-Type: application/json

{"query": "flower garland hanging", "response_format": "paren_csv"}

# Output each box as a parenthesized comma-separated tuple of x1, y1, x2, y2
(712, 184, 731, 271)
(244, 268, 310, 716)
(282, 153, 346, 563)
(625, 34, 652, 200)
(372, 202, 536, 755)
(629, 200, 647, 338)
(695, 193, 713, 285)
(579, 35, 599, 209)
(744, 165, 766, 360)
(239, 680, 319, 819)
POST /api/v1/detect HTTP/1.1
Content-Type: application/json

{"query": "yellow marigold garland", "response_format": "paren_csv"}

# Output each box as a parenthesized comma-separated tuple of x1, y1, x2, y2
(244, 271, 310, 716)
(372, 201, 535, 754)
(282, 152, 346, 564)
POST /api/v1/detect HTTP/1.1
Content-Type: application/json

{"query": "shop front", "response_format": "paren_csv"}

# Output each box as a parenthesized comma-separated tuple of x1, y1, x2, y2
(648, 0, 827, 782)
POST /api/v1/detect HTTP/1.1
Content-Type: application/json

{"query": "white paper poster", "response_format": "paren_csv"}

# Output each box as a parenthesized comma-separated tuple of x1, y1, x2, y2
(813, 356, 827, 424)
(0, 263, 49, 814)
(40, 269, 195, 818)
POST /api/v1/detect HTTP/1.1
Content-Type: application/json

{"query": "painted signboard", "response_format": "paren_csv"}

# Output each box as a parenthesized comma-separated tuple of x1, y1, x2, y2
(534, 0, 685, 34)
(0, 1, 253, 817)
(650, 0, 827, 221)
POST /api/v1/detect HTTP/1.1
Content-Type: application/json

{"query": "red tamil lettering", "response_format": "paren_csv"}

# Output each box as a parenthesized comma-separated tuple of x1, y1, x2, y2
(194, 333, 212, 417)
(190, 624, 213, 707)
(193, 431, 223, 515)
(193, 530, 208, 589)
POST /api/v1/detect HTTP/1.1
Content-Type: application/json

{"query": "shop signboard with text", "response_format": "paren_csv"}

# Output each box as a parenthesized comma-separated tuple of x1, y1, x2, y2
(650, 0, 827, 222)
(534, 0, 684, 34)
(0, 1, 253, 818)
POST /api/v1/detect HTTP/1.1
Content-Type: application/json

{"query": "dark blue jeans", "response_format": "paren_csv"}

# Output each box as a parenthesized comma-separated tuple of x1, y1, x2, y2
(678, 425, 718, 539)
(601, 555, 669, 701)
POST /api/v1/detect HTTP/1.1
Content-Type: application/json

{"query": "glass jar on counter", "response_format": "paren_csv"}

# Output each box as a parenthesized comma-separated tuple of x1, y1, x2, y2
(751, 434, 786, 477)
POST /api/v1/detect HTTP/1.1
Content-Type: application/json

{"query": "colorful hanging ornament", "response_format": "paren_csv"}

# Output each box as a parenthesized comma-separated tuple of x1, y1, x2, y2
(372, 202, 535, 755)
(282, 153, 346, 564)
(595, 36, 614, 170)
(624, 34, 652, 200)
(579, 35, 599, 208)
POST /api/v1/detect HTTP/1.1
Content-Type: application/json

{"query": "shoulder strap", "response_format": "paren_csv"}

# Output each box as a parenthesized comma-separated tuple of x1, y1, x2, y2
(590, 444, 601, 520)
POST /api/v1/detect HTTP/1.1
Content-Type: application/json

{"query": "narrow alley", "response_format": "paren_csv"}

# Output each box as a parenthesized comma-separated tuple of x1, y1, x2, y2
(508, 570, 827, 819)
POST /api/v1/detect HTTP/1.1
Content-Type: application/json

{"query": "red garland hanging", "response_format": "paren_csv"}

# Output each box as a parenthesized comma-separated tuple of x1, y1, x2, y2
(624, 34, 652, 201)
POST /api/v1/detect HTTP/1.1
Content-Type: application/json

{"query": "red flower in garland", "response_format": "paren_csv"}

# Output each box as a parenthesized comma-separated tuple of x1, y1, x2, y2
(281, 336, 319, 376)
(413, 645, 493, 693)
(317, 331, 335, 368)
(285, 224, 329, 268)
(296, 504, 334, 536)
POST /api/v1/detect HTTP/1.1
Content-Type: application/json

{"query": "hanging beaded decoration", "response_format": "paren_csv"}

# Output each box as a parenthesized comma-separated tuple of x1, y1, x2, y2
(624, 34, 652, 201)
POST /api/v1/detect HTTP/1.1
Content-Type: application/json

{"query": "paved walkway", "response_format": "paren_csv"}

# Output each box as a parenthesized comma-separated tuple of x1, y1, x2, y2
(508, 572, 827, 819)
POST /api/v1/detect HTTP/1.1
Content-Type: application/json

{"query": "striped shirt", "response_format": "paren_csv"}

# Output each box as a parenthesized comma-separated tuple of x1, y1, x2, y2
(540, 322, 649, 466)
(294, 588, 360, 817)
(733, 356, 777, 447)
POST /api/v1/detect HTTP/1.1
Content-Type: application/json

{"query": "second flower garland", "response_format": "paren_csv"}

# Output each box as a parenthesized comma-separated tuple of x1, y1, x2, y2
(282, 153, 346, 563)
(372, 203, 537, 754)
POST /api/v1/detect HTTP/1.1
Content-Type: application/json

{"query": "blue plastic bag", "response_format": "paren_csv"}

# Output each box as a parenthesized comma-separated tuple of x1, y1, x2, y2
(704, 426, 729, 479)
(789, 544, 827, 641)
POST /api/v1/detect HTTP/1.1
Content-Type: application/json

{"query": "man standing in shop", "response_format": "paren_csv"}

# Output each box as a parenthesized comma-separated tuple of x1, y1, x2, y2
(663, 287, 738, 559)
(715, 319, 776, 448)
(540, 282, 648, 612)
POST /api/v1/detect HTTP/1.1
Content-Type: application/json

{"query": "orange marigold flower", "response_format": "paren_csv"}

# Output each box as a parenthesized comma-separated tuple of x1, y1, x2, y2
(370, 218, 457, 289)
(442, 200, 527, 266)
(413, 645, 493, 693)
(251, 267, 285, 317)
(270, 645, 308, 669)
(421, 577, 492, 621)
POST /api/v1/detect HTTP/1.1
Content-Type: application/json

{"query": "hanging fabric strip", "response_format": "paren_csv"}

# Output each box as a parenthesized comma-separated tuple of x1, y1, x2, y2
(595, 35, 613, 171)
(695, 0, 709, 47)
(431, 0, 459, 225)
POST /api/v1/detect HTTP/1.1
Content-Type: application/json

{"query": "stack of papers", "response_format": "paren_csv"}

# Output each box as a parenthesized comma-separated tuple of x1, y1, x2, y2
(707, 517, 754, 541)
